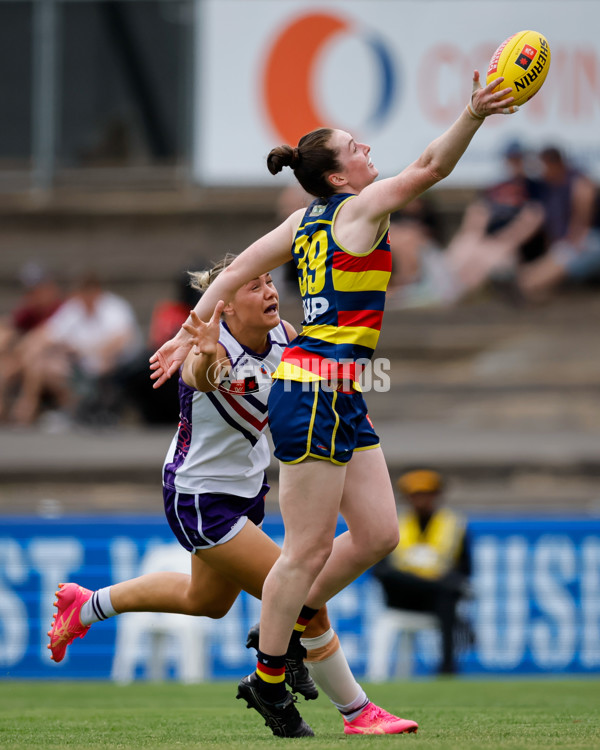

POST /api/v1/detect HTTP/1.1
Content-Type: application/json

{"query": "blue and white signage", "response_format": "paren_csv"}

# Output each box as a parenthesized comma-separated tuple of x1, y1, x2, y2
(1, 515, 599, 679)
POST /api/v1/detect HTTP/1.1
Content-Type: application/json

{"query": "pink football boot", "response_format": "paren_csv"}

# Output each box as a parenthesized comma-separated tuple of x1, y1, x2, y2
(344, 702, 418, 735)
(47, 582, 92, 662)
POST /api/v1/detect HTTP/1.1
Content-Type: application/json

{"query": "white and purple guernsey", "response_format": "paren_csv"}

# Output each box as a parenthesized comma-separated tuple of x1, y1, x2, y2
(162, 320, 289, 498)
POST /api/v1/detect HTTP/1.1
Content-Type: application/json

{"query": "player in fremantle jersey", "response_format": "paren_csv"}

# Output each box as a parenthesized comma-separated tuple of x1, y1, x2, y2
(150, 71, 518, 735)
(48, 257, 415, 737)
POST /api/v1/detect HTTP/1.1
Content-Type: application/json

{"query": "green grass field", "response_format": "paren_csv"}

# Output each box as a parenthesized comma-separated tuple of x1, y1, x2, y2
(0, 679, 598, 749)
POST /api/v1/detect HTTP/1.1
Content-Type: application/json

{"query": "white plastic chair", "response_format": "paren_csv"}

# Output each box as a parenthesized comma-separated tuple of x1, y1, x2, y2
(367, 608, 437, 681)
(111, 543, 211, 683)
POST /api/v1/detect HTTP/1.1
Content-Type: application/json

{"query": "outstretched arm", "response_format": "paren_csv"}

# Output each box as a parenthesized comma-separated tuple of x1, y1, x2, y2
(150, 211, 302, 387)
(349, 72, 517, 224)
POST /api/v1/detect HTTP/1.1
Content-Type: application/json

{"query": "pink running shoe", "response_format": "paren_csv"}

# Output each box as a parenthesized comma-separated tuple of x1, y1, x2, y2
(344, 702, 418, 735)
(47, 583, 92, 663)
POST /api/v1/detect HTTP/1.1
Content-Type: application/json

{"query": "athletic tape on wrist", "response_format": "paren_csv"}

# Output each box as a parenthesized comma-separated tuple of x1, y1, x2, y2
(466, 102, 485, 121)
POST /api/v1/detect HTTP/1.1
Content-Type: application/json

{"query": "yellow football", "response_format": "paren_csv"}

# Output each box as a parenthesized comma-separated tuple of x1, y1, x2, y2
(486, 30, 551, 106)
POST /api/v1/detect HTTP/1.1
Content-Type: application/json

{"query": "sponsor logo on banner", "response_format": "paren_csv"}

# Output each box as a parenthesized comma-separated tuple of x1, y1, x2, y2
(261, 10, 399, 144)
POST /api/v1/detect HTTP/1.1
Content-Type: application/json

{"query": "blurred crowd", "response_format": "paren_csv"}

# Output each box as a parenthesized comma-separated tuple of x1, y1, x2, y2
(1, 142, 597, 430)
(387, 143, 600, 309)
(0, 264, 199, 430)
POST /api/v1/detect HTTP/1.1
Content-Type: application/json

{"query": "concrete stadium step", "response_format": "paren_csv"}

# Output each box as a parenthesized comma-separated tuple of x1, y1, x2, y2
(1, 415, 599, 516)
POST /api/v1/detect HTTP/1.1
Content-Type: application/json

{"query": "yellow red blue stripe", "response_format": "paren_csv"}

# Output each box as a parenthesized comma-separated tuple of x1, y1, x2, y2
(274, 193, 391, 384)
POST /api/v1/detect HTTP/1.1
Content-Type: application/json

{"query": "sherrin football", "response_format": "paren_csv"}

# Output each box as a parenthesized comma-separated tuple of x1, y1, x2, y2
(486, 30, 551, 106)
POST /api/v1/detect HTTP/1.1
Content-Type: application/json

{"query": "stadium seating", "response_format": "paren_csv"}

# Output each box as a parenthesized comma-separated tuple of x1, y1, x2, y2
(367, 609, 438, 680)
(111, 543, 211, 684)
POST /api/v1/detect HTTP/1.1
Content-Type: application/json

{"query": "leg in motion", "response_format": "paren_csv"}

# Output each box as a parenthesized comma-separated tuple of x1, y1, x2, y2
(301, 626, 418, 734)
(240, 460, 345, 735)
(48, 521, 279, 661)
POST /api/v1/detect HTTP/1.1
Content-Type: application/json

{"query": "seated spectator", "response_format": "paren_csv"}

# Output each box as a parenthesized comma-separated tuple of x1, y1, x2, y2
(443, 195, 544, 302)
(0, 263, 64, 421)
(8, 262, 64, 334)
(121, 269, 200, 425)
(10, 271, 142, 426)
(480, 140, 545, 258)
(372, 469, 472, 675)
(517, 146, 600, 301)
(387, 141, 546, 309)
(387, 198, 462, 307)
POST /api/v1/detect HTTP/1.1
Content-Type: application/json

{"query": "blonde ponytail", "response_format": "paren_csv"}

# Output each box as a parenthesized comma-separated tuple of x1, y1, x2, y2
(188, 253, 238, 293)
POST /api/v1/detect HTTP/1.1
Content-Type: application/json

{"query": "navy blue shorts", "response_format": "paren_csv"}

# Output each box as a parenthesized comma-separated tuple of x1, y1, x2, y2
(268, 379, 380, 465)
(163, 481, 269, 552)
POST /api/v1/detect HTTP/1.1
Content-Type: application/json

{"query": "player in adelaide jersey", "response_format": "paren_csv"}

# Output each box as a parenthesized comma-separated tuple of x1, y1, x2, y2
(150, 72, 517, 735)
(48, 257, 417, 738)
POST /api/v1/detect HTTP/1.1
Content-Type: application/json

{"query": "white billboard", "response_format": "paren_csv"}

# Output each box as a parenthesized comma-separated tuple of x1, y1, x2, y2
(193, 0, 600, 186)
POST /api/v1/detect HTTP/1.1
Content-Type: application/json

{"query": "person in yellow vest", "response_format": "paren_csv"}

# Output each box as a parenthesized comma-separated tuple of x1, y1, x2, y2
(372, 469, 472, 675)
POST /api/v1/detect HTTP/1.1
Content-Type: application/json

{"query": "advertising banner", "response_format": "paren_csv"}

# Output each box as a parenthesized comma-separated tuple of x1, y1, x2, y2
(1, 515, 599, 679)
(193, 0, 600, 186)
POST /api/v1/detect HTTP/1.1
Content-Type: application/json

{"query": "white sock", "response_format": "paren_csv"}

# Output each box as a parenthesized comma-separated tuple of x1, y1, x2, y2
(80, 587, 118, 626)
(301, 627, 369, 720)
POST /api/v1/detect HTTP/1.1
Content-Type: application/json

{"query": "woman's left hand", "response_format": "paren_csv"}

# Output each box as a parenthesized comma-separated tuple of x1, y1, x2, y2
(182, 302, 224, 357)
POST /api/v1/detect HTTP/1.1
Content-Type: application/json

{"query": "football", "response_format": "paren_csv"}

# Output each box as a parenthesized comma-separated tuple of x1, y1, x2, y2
(486, 30, 551, 106)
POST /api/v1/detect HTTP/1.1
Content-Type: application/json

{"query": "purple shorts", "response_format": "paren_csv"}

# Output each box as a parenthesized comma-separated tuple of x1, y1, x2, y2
(163, 481, 269, 552)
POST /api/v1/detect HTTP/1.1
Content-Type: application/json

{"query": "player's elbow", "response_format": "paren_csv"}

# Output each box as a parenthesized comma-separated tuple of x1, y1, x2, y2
(412, 158, 449, 192)
(426, 158, 452, 183)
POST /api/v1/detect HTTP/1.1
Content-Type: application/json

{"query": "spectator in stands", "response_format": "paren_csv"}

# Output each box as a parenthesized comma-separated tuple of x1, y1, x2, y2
(386, 197, 462, 307)
(10, 271, 142, 426)
(479, 140, 546, 263)
(517, 146, 600, 301)
(0, 262, 64, 421)
(387, 140, 547, 309)
(122, 269, 200, 425)
(372, 469, 472, 675)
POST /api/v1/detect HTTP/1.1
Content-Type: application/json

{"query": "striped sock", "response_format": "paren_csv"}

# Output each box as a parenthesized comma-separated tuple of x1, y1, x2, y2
(301, 627, 369, 717)
(290, 605, 319, 650)
(80, 587, 118, 626)
(340, 695, 370, 723)
(255, 651, 287, 703)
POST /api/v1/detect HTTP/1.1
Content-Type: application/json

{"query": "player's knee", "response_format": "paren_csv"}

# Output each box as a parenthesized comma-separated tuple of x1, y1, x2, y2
(297, 551, 331, 581)
(286, 540, 332, 578)
(306, 541, 334, 573)
(381, 525, 400, 556)
(203, 605, 231, 619)
(381, 532, 400, 560)
(186, 595, 233, 619)
(196, 600, 233, 619)
(364, 526, 399, 564)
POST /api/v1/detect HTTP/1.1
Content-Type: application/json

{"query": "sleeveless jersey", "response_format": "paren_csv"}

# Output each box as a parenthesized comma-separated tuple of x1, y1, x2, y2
(273, 193, 391, 384)
(163, 320, 290, 497)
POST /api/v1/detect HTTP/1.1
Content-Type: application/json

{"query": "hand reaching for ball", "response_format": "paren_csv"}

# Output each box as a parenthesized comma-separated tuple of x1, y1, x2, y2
(469, 70, 518, 118)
